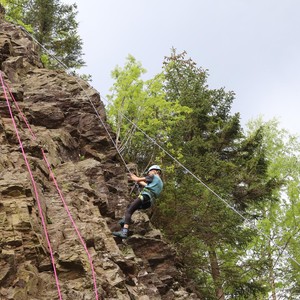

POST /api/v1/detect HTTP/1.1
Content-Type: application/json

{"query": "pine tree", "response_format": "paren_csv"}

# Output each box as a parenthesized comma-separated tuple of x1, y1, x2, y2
(153, 49, 280, 299)
(4, 0, 84, 69)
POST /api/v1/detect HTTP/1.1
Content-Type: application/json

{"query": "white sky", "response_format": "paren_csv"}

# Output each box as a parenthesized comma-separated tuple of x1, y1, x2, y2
(62, 0, 300, 136)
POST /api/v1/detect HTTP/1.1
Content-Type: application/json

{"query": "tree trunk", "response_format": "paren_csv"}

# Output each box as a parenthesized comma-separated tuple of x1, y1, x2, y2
(268, 240, 277, 300)
(208, 248, 225, 300)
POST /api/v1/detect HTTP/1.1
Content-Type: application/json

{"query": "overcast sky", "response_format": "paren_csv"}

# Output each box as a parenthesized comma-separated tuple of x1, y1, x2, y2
(62, 0, 300, 136)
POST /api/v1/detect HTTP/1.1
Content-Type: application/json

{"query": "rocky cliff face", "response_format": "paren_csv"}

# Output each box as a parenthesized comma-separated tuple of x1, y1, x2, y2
(0, 17, 199, 300)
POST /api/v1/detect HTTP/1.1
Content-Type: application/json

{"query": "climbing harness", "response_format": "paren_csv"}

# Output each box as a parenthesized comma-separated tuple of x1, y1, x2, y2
(141, 187, 157, 200)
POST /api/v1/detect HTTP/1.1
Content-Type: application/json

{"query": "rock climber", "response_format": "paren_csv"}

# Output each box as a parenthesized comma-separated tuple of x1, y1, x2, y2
(113, 165, 163, 239)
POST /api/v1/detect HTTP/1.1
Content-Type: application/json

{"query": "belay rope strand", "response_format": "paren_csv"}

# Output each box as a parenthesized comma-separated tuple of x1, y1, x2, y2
(0, 74, 100, 300)
(10, 23, 300, 269)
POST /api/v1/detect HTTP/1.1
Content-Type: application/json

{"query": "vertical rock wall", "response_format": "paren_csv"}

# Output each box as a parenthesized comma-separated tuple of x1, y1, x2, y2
(0, 18, 199, 300)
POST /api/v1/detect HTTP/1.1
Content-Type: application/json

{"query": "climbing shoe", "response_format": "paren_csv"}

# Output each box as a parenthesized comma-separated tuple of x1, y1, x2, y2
(112, 228, 128, 239)
(118, 218, 125, 228)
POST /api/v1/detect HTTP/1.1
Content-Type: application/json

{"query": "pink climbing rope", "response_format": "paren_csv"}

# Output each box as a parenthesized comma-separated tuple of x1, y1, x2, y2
(41, 150, 100, 300)
(0, 73, 63, 300)
(4, 78, 99, 300)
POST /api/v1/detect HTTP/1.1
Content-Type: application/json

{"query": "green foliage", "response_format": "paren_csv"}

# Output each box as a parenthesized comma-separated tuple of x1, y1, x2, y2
(246, 117, 300, 298)
(107, 50, 281, 298)
(40, 53, 50, 67)
(106, 54, 191, 170)
(2, 0, 32, 31)
(3, 0, 85, 69)
(153, 49, 278, 299)
(78, 73, 92, 82)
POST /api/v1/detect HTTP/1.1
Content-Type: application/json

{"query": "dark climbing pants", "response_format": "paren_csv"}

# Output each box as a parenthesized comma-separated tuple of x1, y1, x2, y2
(124, 194, 151, 225)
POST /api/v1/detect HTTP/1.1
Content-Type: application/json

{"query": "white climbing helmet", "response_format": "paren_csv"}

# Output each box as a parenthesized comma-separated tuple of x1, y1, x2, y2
(147, 165, 162, 173)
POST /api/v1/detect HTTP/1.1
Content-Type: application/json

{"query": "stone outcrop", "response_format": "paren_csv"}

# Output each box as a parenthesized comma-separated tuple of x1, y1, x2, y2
(0, 17, 199, 300)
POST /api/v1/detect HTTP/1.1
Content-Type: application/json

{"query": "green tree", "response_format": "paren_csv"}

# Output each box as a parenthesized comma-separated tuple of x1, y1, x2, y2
(106, 54, 191, 170)
(247, 117, 300, 300)
(1, 0, 32, 31)
(3, 0, 84, 69)
(107, 50, 281, 298)
(153, 49, 279, 299)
